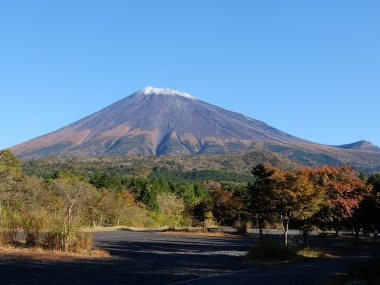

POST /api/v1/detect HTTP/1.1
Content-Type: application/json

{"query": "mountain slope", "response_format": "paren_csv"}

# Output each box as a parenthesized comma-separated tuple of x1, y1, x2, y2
(10, 87, 380, 172)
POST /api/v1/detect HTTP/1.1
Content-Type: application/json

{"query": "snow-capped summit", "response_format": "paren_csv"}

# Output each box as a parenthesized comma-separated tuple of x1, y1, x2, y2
(140, 86, 197, 100)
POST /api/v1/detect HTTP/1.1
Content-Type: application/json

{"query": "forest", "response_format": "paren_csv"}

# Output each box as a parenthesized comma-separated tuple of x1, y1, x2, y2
(1, 149, 380, 252)
(20, 149, 300, 179)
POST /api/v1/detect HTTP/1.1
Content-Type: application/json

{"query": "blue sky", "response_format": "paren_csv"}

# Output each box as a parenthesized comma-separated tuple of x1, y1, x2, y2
(1, 1, 379, 151)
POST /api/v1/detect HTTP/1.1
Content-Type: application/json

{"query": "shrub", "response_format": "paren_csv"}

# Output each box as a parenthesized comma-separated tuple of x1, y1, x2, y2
(0, 229, 16, 245)
(21, 209, 48, 247)
(0, 209, 20, 245)
(42, 230, 65, 250)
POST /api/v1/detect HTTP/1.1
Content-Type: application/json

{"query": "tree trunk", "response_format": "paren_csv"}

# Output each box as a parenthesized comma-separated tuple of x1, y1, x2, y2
(67, 206, 72, 227)
(281, 213, 290, 246)
(303, 230, 309, 248)
(240, 216, 247, 234)
(92, 210, 96, 227)
(258, 214, 264, 243)
(282, 219, 289, 246)
(67, 199, 75, 227)
(354, 224, 360, 245)
(335, 221, 339, 236)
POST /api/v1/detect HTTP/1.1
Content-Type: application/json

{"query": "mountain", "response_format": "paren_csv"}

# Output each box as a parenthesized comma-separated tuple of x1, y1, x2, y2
(10, 86, 306, 156)
(333, 140, 380, 153)
(10, 87, 380, 172)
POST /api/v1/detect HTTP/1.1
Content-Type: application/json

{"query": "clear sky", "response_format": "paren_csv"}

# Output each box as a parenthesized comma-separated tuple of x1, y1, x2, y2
(1, 1, 379, 150)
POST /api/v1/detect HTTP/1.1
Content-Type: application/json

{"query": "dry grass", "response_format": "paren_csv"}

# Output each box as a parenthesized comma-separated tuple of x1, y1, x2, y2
(0, 245, 109, 260)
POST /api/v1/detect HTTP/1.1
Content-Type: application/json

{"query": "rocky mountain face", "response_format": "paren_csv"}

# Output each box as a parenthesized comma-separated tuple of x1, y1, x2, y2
(10, 87, 380, 171)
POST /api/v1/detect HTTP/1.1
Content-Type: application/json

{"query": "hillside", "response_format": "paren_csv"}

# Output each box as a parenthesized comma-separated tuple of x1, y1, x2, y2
(21, 150, 301, 182)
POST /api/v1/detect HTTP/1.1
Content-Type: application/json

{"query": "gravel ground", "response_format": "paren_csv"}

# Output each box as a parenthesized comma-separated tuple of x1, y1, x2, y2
(0, 229, 255, 285)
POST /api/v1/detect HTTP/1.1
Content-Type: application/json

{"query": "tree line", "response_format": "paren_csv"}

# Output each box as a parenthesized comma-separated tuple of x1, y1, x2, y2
(1, 149, 380, 251)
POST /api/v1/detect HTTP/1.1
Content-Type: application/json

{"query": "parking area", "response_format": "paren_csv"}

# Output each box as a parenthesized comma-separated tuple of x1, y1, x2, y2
(0, 229, 254, 285)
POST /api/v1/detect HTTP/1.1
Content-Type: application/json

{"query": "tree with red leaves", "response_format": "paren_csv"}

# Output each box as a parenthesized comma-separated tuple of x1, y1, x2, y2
(210, 189, 243, 230)
(308, 165, 369, 236)
(271, 168, 324, 246)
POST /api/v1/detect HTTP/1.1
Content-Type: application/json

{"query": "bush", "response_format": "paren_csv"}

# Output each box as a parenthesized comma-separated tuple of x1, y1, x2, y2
(0, 209, 20, 245)
(0, 229, 17, 245)
(21, 210, 48, 247)
(42, 230, 65, 250)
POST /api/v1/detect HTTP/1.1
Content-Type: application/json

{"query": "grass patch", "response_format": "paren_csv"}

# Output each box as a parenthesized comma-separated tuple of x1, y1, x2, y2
(298, 247, 327, 258)
(246, 239, 298, 262)
(246, 239, 327, 263)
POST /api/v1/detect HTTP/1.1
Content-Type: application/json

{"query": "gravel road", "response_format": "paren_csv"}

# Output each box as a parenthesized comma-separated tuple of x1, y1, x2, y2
(0, 229, 255, 285)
